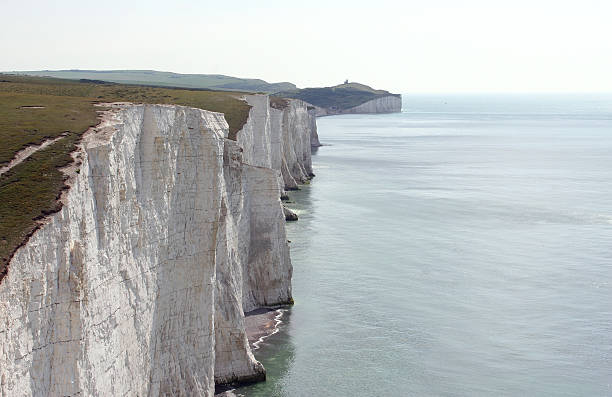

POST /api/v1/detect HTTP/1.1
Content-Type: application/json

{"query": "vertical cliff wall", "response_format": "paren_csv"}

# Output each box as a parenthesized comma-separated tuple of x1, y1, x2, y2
(0, 96, 317, 396)
(239, 95, 317, 193)
(308, 107, 322, 147)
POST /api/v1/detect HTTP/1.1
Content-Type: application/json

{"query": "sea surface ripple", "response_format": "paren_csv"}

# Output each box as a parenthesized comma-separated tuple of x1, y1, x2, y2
(238, 94, 612, 396)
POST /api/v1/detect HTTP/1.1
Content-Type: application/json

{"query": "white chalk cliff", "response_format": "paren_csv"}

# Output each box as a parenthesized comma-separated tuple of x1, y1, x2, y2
(0, 95, 319, 396)
(343, 95, 402, 114)
(313, 95, 402, 116)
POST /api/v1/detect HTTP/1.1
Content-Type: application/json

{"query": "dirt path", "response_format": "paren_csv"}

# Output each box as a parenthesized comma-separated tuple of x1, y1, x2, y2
(0, 134, 67, 176)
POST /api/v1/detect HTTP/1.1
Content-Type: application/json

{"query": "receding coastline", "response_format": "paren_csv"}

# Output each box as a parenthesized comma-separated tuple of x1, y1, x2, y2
(0, 72, 401, 396)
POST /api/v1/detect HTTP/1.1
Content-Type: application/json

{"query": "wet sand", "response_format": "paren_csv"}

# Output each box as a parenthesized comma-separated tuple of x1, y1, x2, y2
(244, 308, 284, 350)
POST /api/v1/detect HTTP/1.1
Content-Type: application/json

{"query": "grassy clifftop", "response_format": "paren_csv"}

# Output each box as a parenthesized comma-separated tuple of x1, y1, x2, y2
(12, 70, 297, 94)
(0, 74, 251, 282)
(276, 82, 400, 110)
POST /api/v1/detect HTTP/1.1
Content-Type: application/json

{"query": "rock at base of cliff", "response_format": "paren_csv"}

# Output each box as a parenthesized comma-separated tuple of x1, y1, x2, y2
(283, 206, 298, 221)
(215, 390, 238, 397)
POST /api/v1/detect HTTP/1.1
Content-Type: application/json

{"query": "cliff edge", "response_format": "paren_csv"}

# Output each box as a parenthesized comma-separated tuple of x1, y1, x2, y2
(0, 95, 318, 396)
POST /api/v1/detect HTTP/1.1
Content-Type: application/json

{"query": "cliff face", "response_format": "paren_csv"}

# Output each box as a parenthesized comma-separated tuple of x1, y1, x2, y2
(313, 95, 402, 116)
(240, 95, 317, 192)
(308, 107, 321, 147)
(343, 95, 402, 114)
(0, 96, 317, 396)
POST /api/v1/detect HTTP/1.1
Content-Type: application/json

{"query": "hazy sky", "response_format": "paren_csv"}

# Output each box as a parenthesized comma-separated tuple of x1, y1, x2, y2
(2, 0, 611, 92)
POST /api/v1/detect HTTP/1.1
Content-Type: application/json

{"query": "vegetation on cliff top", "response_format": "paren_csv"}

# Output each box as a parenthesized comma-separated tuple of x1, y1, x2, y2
(269, 96, 290, 110)
(276, 82, 400, 110)
(0, 74, 251, 282)
(12, 69, 297, 94)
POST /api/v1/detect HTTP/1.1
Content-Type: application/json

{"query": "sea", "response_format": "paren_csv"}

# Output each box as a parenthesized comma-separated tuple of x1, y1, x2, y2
(236, 94, 612, 396)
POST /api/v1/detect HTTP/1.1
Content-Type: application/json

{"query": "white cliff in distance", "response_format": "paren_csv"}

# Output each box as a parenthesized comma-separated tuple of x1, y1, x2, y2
(313, 95, 402, 116)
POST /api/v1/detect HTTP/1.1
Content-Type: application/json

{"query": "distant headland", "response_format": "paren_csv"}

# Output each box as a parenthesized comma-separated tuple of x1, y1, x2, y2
(276, 81, 402, 115)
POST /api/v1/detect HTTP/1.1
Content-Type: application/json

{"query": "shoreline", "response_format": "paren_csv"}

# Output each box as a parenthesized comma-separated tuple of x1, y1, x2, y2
(244, 308, 285, 350)
(214, 308, 285, 396)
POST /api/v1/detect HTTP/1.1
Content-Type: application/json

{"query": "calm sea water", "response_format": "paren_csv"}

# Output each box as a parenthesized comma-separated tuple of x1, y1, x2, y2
(237, 94, 612, 396)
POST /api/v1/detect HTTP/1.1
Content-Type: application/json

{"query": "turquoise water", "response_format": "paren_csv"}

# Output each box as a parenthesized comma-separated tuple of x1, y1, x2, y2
(238, 94, 612, 396)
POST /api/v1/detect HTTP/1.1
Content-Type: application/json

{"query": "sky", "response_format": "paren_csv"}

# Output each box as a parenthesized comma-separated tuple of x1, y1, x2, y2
(2, 0, 611, 93)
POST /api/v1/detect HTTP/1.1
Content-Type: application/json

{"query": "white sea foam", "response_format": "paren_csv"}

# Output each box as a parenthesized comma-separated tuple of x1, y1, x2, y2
(252, 309, 285, 350)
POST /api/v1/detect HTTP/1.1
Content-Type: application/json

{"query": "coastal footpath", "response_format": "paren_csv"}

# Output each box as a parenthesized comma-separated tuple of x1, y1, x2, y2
(0, 95, 318, 396)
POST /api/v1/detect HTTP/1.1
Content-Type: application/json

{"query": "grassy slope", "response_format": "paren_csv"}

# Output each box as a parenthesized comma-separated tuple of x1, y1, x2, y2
(0, 93, 100, 166)
(13, 70, 297, 93)
(0, 74, 251, 281)
(277, 82, 400, 110)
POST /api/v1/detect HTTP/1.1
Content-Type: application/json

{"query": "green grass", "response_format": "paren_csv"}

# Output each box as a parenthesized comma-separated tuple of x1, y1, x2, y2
(331, 82, 389, 94)
(11, 70, 297, 93)
(0, 75, 251, 138)
(0, 92, 99, 166)
(0, 74, 251, 282)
